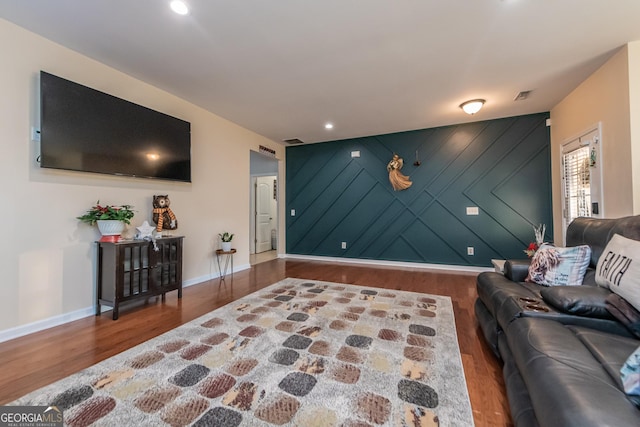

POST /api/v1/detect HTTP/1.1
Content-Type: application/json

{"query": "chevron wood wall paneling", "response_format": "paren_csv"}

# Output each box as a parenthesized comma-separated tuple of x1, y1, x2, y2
(286, 113, 553, 267)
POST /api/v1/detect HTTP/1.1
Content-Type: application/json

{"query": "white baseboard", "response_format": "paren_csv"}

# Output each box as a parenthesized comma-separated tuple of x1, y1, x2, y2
(0, 258, 481, 343)
(282, 254, 492, 274)
(182, 263, 251, 287)
(0, 307, 96, 344)
(0, 263, 253, 344)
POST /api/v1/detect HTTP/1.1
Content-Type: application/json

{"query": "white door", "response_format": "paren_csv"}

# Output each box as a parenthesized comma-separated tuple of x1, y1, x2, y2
(256, 176, 274, 253)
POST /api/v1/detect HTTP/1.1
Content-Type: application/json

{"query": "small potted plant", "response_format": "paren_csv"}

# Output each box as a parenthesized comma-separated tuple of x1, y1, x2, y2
(77, 201, 135, 242)
(219, 232, 234, 252)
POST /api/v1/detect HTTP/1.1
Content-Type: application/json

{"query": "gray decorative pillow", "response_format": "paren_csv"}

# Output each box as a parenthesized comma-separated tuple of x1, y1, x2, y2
(596, 234, 640, 311)
(621, 346, 640, 398)
(526, 243, 591, 286)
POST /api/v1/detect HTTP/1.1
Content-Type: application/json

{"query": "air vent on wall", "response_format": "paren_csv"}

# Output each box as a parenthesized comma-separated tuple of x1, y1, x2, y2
(283, 138, 305, 145)
(514, 90, 532, 101)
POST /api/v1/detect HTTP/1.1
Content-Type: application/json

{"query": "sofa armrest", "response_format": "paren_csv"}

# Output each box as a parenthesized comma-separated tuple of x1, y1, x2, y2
(504, 259, 531, 282)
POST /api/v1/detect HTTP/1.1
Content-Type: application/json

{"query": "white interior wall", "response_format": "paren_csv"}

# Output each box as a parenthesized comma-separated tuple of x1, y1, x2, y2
(628, 41, 640, 214)
(0, 18, 284, 337)
(550, 45, 633, 243)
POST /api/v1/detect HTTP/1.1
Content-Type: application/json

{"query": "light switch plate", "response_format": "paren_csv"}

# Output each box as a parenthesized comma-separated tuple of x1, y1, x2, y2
(31, 127, 41, 142)
(466, 207, 479, 215)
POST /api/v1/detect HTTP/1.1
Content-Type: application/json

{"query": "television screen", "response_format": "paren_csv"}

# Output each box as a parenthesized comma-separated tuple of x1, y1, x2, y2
(40, 71, 191, 182)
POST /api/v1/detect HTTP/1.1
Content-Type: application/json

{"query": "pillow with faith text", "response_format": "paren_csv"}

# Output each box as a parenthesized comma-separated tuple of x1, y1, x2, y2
(596, 233, 640, 311)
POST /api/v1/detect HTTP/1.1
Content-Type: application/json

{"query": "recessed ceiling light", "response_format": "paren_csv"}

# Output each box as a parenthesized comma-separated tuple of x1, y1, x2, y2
(325, 123, 334, 130)
(170, 1, 189, 15)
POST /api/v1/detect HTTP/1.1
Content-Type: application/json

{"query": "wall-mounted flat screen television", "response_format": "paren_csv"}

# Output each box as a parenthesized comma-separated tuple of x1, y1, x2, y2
(40, 71, 191, 182)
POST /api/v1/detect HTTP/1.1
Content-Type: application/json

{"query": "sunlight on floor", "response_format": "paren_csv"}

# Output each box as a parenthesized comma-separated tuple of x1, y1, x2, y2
(250, 250, 277, 265)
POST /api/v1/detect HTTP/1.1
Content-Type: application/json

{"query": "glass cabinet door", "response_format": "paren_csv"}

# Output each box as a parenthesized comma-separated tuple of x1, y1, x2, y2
(121, 243, 151, 297)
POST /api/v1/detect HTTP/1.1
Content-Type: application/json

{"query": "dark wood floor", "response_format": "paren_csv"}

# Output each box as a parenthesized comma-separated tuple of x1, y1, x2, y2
(0, 259, 512, 426)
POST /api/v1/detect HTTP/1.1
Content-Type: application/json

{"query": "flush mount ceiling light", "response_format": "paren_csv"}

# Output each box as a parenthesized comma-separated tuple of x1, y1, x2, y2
(324, 123, 334, 130)
(459, 99, 485, 115)
(170, 0, 189, 15)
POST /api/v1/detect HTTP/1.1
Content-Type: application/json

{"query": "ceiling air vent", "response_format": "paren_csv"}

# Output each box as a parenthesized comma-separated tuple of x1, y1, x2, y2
(283, 138, 304, 145)
(514, 90, 532, 101)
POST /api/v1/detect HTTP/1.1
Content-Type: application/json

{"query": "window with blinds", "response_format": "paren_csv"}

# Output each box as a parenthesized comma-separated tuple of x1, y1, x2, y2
(562, 145, 591, 224)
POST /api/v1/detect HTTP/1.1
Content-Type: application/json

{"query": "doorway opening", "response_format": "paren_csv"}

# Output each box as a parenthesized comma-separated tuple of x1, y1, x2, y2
(560, 124, 603, 242)
(249, 150, 279, 265)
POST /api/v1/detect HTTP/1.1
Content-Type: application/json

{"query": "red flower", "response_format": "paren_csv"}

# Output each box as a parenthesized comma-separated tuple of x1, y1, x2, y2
(524, 242, 539, 258)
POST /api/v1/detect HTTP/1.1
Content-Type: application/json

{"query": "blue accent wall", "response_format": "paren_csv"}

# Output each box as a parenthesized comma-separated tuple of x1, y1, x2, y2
(286, 113, 552, 267)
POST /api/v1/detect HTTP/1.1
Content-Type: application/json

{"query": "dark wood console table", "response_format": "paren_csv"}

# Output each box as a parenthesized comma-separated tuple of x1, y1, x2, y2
(96, 236, 184, 320)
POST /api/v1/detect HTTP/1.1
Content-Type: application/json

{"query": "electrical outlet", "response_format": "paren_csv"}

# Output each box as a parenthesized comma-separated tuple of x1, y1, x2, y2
(467, 247, 474, 256)
(341, 242, 347, 249)
(290, 209, 296, 216)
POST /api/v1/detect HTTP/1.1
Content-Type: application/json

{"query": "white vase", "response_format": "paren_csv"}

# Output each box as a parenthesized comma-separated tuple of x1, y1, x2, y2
(97, 220, 125, 242)
(221, 241, 232, 252)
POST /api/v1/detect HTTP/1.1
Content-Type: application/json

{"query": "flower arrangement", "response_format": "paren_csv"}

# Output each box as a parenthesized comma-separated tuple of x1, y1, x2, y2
(523, 224, 546, 257)
(77, 201, 135, 225)
(524, 242, 539, 257)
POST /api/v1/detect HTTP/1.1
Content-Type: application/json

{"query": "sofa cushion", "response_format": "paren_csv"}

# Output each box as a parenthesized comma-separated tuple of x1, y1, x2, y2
(568, 325, 638, 381)
(582, 268, 597, 286)
(526, 244, 591, 286)
(502, 295, 632, 336)
(596, 234, 640, 311)
(476, 271, 632, 336)
(569, 326, 640, 407)
(540, 285, 613, 319)
(506, 318, 640, 427)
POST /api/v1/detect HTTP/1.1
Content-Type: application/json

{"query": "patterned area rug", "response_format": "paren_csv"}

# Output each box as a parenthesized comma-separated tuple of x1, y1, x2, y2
(12, 278, 474, 426)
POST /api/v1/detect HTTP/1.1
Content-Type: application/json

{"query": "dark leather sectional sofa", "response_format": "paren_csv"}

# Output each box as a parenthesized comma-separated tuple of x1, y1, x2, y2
(475, 216, 640, 426)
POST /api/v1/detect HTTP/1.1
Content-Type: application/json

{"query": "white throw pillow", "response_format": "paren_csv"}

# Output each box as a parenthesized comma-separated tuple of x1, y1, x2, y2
(526, 243, 591, 287)
(596, 234, 640, 311)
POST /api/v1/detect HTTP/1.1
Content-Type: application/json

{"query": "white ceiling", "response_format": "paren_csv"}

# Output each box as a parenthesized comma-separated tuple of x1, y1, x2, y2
(1, 0, 640, 144)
